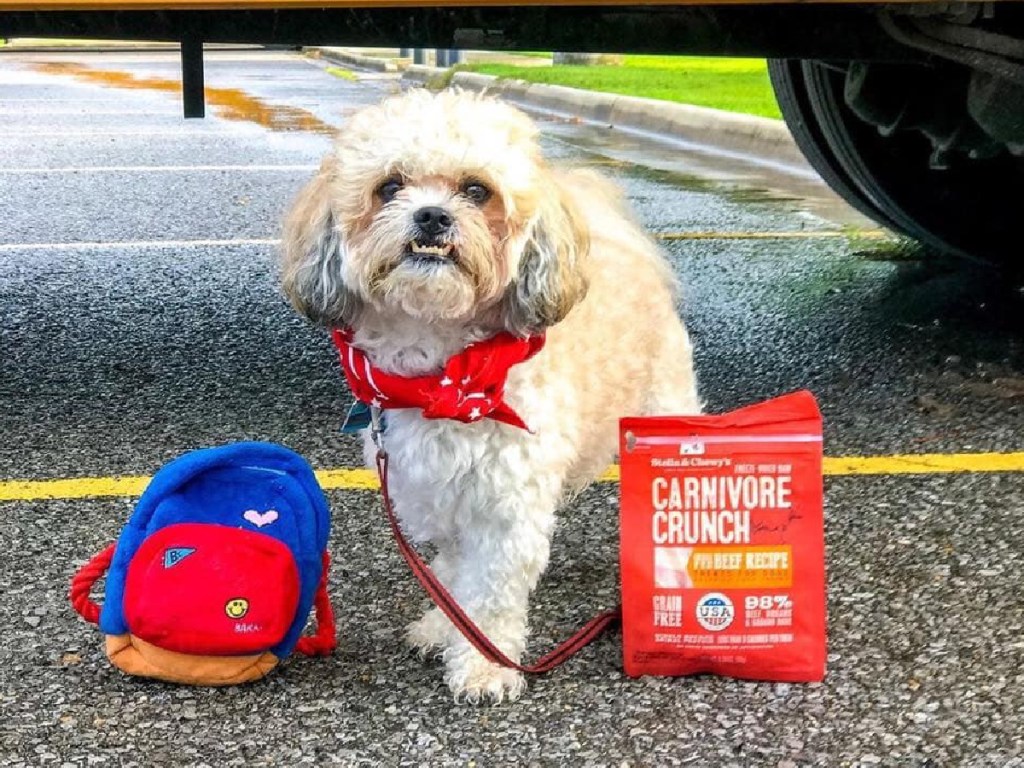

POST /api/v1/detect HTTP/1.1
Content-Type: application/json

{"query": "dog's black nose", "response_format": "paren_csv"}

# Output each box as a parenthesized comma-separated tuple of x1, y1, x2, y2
(413, 206, 453, 237)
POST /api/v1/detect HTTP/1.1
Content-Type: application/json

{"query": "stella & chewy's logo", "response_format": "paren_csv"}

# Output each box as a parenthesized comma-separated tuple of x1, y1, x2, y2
(696, 592, 735, 631)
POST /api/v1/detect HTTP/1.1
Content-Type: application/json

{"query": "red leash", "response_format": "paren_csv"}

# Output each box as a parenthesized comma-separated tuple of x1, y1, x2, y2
(376, 450, 621, 673)
(70, 549, 337, 657)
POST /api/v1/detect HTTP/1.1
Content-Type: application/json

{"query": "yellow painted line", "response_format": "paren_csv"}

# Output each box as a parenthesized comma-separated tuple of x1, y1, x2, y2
(823, 452, 1024, 476)
(656, 230, 889, 241)
(2, 452, 1023, 502)
(0, 475, 152, 501)
(316, 468, 380, 492)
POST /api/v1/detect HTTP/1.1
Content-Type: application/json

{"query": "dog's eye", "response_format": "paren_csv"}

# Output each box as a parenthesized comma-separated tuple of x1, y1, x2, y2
(461, 182, 491, 205)
(377, 179, 403, 203)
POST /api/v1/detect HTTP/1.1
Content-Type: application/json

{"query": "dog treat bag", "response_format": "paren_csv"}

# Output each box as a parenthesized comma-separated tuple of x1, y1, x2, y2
(619, 390, 826, 682)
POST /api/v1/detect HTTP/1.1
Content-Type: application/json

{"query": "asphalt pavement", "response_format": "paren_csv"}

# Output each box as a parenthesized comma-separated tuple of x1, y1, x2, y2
(1, 49, 1023, 767)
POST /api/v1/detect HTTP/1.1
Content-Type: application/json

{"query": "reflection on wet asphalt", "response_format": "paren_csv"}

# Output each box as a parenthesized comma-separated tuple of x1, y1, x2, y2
(30, 61, 338, 135)
(0, 50, 1021, 767)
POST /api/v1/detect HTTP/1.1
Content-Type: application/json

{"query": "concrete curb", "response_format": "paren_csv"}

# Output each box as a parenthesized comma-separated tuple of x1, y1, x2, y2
(307, 47, 408, 73)
(402, 64, 447, 85)
(402, 68, 804, 168)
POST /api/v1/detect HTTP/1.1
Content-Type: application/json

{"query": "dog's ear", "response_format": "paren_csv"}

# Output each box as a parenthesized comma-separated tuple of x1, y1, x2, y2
(280, 156, 362, 327)
(502, 173, 590, 336)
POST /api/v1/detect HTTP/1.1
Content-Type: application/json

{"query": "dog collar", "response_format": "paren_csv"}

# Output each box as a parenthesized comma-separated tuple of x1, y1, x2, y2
(332, 329, 545, 431)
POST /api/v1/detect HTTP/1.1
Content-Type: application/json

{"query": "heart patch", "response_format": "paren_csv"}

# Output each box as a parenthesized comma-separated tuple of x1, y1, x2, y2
(243, 509, 279, 528)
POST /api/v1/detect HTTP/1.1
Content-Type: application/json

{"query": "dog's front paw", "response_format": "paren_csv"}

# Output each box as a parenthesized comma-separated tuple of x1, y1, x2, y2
(444, 651, 526, 704)
(405, 607, 450, 658)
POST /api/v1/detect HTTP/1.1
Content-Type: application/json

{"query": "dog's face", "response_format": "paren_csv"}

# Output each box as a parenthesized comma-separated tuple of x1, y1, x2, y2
(281, 89, 589, 333)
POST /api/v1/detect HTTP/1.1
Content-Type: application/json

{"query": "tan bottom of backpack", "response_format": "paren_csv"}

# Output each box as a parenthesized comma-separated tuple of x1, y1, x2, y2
(105, 634, 279, 685)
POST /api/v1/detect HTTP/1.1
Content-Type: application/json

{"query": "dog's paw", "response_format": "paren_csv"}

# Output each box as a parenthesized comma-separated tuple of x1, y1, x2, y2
(405, 608, 450, 658)
(444, 653, 526, 704)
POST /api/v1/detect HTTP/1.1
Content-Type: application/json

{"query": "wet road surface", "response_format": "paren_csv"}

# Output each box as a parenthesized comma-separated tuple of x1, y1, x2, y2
(1, 50, 1023, 767)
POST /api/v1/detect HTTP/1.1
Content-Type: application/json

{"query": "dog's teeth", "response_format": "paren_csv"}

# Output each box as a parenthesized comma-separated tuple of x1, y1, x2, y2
(409, 241, 453, 256)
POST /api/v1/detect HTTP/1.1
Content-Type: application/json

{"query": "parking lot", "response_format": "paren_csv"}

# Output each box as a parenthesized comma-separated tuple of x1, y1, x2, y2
(1, 49, 1023, 766)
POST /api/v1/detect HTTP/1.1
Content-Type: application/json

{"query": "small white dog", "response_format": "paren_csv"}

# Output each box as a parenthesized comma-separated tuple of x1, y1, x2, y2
(281, 88, 700, 702)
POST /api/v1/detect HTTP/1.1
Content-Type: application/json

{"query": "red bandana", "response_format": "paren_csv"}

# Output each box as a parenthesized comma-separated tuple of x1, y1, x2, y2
(332, 329, 545, 431)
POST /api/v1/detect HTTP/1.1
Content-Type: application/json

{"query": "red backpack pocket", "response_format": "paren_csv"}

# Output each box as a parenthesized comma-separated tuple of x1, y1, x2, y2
(123, 523, 300, 656)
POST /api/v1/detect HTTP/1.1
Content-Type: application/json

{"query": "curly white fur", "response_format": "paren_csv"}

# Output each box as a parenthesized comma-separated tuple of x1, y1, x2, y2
(281, 88, 701, 703)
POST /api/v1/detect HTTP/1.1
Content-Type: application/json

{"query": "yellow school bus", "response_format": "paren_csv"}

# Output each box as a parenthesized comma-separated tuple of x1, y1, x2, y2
(1, 0, 1022, 263)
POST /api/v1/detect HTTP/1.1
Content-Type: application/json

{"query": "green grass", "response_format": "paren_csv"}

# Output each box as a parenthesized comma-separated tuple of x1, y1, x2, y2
(468, 56, 781, 119)
(326, 66, 358, 81)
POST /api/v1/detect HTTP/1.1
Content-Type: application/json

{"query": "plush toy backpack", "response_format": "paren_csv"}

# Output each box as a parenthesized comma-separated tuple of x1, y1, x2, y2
(70, 442, 335, 685)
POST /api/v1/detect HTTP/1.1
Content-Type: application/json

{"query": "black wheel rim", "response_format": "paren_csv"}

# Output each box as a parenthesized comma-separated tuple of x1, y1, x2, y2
(768, 58, 906, 235)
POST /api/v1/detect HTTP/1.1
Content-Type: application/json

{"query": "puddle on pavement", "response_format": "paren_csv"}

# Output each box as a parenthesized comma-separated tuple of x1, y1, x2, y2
(31, 62, 337, 135)
(563, 146, 856, 236)
(854, 240, 929, 263)
(619, 162, 804, 208)
(543, 120, 876, 230)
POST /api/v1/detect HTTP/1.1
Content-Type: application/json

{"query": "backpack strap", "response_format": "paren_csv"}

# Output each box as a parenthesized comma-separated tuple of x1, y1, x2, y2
(70, 544, 116, 625)
(375, 450, 621, 674)
(70, 546, 336, 658)
(295, 552, 337, 657)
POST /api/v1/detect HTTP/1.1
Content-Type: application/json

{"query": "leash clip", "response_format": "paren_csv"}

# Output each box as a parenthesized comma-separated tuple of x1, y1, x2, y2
(370, 405, 386, 455)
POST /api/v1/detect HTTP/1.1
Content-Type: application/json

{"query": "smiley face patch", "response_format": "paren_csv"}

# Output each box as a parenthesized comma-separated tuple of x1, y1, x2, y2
(224, 598, 250, 619)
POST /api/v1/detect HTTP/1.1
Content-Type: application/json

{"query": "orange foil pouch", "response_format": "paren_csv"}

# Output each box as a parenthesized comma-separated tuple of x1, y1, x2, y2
(619, 390, 826, 682)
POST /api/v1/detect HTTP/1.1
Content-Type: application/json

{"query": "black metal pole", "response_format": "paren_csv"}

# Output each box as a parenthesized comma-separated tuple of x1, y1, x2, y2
(180, 35, 205, 119)
(413, 49, 426, 65)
